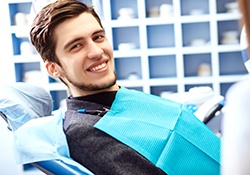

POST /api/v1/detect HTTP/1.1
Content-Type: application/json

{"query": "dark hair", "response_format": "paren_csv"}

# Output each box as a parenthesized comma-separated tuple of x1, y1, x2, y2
(30, 0, 103, 65)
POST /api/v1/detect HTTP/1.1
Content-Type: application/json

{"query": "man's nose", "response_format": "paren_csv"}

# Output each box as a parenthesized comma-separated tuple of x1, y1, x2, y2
(87, 41, 104, 60)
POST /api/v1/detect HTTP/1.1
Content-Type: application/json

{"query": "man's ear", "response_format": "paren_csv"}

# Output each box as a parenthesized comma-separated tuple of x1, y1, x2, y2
(45, 60, 61, 78)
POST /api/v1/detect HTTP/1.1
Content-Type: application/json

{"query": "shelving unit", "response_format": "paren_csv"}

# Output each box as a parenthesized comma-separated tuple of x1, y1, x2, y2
(2, 0, 247, 106)
(101, 0, 246, 97)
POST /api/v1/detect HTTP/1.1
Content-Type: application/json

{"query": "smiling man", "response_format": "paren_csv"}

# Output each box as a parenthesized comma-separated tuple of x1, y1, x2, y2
(30, 1, 164, 174)
(29, 1, 221, 175)
(35, 11, 118, 96)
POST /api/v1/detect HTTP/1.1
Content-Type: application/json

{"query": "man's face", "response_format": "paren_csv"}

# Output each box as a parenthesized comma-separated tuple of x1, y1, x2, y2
(51, 12, 117, 96)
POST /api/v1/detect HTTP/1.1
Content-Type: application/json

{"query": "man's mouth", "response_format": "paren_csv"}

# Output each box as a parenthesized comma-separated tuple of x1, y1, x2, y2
(89, 62, 107, 72)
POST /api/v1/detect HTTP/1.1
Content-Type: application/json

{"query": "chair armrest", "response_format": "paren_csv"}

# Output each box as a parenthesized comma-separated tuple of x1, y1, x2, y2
(32, 160, 90, 175)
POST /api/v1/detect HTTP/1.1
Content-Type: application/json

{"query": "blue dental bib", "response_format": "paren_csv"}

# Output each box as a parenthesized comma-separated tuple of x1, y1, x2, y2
(95, 87, 220, 175)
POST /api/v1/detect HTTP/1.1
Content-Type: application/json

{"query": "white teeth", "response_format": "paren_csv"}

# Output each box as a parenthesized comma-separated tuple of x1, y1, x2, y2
(90, 62, 106, 71)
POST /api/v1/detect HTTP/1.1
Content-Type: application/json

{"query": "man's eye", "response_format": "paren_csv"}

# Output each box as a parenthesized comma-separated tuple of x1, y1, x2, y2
(70, 44, 81, 50)
(94, 35, 105, 41)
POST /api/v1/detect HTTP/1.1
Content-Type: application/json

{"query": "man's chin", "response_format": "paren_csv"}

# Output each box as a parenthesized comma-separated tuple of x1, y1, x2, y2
(66, 72, 117, 93)
(75, 78, 117, 92)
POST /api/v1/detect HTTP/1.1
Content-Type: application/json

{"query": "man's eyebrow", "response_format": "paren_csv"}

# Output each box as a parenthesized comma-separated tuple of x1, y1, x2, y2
(93, 29, 105, 35)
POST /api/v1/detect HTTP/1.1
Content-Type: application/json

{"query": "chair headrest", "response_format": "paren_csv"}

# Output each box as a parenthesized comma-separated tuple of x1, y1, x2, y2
(0, 82, 52, 130)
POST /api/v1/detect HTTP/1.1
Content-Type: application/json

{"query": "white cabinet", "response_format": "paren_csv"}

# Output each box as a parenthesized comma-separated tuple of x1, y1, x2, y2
(101, 0, 246, 97)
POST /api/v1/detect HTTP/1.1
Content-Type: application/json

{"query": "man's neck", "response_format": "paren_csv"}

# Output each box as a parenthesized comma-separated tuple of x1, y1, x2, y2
(70, 83, 120, 97)
(71, 90, 118, 107)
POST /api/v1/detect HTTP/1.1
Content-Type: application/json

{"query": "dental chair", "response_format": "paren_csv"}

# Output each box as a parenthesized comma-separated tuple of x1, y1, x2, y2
(0, 83, 93, 175)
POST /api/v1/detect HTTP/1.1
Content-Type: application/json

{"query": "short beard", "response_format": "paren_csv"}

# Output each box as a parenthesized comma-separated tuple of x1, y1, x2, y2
(65, 71, 117, 92)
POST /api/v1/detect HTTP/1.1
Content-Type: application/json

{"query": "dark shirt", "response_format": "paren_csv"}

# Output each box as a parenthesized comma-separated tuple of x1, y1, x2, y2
(63, 91, 166, 175)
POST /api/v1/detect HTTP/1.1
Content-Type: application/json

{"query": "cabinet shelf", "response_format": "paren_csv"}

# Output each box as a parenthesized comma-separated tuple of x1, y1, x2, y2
(218, 75, 245, 82)
(147, 48, 178, 56)
(217, 45, 241, 52)
(180, 15, 211, 23)
(12, 55, 40, 63)
(149, 78, 180, 85)
(216, 13, 241, 21)
(182, 77, 216, 84)
(145, 17, 176, 25)
(181, 46, 212, 54)
(114, 50, 142, 57)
